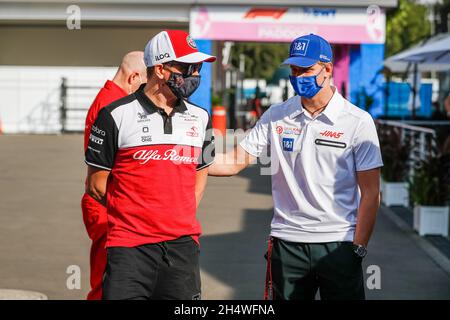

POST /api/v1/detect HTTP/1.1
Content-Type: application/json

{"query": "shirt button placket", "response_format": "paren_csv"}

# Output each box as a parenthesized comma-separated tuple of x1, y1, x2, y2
(300, 119, 311, 151)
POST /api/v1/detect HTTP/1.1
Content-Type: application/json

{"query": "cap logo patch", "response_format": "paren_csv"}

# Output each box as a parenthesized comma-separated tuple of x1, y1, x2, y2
(320, 54, 330, 61)
(187, 36, 197, 49)
(155, 53, 170, 61)
(291, 39, 309, 56)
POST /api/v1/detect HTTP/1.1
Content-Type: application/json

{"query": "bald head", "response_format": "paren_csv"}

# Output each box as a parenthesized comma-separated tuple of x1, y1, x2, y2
(113, 51, 147, 94)
(120, 51, 146, 75)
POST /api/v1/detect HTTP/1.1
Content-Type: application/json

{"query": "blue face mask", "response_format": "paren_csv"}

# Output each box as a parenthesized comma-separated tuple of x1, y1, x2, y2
(289, 67, 325, 99)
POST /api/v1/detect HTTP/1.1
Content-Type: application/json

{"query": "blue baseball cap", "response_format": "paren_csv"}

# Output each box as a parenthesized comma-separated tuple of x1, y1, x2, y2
(282, 34, 333, 67)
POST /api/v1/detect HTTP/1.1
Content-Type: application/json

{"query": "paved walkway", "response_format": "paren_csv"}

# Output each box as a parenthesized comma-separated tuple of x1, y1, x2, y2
(0, 134, 449, 299)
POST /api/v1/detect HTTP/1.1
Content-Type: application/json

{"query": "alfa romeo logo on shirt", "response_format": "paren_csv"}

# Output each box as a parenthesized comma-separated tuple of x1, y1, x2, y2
(187, 36, 197, 49)
(133, 149, 197, 165)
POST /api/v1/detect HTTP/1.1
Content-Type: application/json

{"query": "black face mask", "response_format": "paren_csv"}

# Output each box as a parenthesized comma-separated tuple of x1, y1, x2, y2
(166, 72, 201, 99)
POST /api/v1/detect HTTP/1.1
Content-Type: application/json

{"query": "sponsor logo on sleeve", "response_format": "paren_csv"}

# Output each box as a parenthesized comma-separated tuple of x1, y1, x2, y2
(89, 134, 104, 145)
(87, 146, 101, 153)
(91, 125, 105, 136)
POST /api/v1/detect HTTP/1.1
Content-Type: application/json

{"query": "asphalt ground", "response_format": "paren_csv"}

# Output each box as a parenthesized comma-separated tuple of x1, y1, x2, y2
(0, 134, 449, 299)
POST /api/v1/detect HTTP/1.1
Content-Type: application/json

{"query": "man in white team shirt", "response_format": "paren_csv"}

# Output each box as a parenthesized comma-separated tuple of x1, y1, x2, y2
(208, 34, 383, 300)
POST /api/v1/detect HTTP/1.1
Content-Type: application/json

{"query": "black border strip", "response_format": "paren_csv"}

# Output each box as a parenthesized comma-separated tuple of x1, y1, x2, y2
(315, 139, 347, 149)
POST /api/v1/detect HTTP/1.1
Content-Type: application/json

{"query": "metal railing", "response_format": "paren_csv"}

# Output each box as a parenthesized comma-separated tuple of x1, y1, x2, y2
(376, 119, 439, 183)
(59, 77, 102, 133)
(377, 119, 437, 158)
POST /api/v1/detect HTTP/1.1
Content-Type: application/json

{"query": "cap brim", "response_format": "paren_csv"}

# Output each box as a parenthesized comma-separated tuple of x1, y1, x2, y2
(174, 52, 217, 64)
(281, 57, 318, 68)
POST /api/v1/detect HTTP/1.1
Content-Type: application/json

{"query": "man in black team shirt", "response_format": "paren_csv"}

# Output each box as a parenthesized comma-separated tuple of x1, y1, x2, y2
(85, 30, 216, 300)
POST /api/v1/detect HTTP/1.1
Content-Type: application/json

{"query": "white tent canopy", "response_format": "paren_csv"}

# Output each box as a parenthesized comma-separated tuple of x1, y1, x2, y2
(384, 33, 450, 72)
(383, 33, 450, 117)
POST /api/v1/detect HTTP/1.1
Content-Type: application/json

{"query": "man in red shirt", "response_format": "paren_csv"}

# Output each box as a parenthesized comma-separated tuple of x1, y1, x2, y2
(82, 51, 146, 300)
(85, 30, 216, 300)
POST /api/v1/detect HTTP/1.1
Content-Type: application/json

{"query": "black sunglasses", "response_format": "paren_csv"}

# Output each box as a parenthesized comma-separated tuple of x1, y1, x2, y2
(164, 62, 203, 77)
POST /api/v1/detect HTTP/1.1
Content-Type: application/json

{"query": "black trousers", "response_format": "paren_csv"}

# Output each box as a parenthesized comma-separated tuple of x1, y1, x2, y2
(269, 238, 365, 300)
(102, 236, 201, 300)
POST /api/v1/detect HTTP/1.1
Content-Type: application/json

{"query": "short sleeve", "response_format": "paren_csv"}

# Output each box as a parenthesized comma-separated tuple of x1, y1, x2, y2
(352, 113, 384, 171)
(84, 99, 102, 152)
(197, 115, 215, 170)
(85, 108, 119, 171)
(240, 108, 271, 157)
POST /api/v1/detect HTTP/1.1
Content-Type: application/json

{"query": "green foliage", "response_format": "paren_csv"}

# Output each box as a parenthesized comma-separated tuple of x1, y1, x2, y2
(386, 0, 431, 57)
(408, 142, 450, 206)
(378, 125, 412, 182)
(230, 43, 290, 80)
(355, 88, 375, 112)
(212, 93, 223, 106)
(434, 0, 450, 33)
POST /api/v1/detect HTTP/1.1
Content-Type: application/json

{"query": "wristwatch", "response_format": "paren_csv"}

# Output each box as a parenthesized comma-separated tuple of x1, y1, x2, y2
(352, 244, 367, 258)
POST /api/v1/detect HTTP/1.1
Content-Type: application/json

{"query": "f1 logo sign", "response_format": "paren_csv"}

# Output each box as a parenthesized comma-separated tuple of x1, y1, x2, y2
(244, 8, 288, 19)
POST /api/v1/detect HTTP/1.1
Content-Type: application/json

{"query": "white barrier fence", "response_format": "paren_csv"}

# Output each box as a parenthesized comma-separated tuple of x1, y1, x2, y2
(0, 66, 116, 134)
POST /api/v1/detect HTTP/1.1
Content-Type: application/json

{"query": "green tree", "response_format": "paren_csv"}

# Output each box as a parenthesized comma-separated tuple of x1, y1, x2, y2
(434, 0, 450, 34)
(230, 42, 290, 80)
(386, 0, 431, 57)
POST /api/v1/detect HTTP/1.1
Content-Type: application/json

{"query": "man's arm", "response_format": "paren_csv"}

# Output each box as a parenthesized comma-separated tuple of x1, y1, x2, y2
(208, 107, 270, 177)
(86, 165, 111, 206)
(354, 168, 381, 247)
(208, 144, 257, 176)
(195, 167, 209, 208)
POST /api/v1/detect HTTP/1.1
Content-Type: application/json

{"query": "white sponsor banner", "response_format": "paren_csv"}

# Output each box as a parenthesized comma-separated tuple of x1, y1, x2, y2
(190, 6, 385, 44)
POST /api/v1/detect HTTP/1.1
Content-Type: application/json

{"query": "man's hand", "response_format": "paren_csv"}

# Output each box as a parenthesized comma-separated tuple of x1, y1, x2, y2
(354, 168, 381, 247)
(86, 166, 111, 206)
(208, 144, 256, 176)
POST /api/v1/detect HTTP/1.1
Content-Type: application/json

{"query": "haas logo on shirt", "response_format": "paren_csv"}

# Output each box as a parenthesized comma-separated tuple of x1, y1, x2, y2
(320, 130, 344, 139)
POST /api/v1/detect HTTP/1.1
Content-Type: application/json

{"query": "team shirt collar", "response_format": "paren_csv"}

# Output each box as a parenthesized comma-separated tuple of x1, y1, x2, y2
(319, 87, 342, 124)
(104, 80, 127, 96)
(135, 84, 187, 115)
(289, 87, 342, 124)
(288, 95, 304, 120)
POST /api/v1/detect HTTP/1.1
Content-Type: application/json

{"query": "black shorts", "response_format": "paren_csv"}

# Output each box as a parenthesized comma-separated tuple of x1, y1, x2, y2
(102, 236, 201, 300)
